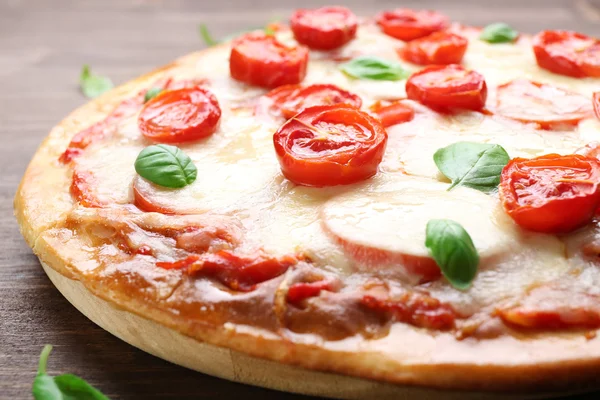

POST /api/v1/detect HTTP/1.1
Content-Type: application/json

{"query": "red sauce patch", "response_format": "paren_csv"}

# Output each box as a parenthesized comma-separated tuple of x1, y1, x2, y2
(361, 292, 456, 330)
(157, 251, 300, 291)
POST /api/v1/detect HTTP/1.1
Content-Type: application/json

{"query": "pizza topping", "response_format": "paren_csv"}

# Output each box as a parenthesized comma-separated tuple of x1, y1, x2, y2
(144, 87, 163, 103)
(406, 64, 487, 111)
(494, 79, 592, 129)
(286, 273, 342, 305)
(230, 32, 309, 88)
(400, 31, 468, 65)
(497, 285, 600, 329)
(263, 84, 362, 119)
(79, 64, 113, 99)
(321, 181, 514, 283)
(594, 92, 600, 120)
(576, 142, 600, 160)
(533, 30, 600, 78)
(290, 6, 358, 50)
(273, 105, 387, 187)
(70, 169, 106, 208)
(361, 291, 456, 330)
(425, 219, 479, 290)
(134, 145, 197, 189)
(499, 154, 600, 233)
(376, 9, 449, 41)
(479, 23, 518, 44)
(198, 24, 218, 46)
(433, 142, 510, 193)
(340, 56, 409, 81)
(369, 100, 414, 127)
(138, 86, 221, 143)
(157, 251, 299, 291)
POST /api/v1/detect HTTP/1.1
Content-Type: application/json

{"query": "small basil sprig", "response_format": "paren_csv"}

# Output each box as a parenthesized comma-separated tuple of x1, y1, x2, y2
(200, 22, 277, 46)
(340, 56, 409, 81)
(32, 345, 109, 400)
(135, 144, 197, 188)
(80, 65, 113, 99)
(144, 87, 163, 103)
(199, 24, 218, 46)
(479, 23, 518, 44)
(425, 219, 479, 290)
(433, 142, 510, 193)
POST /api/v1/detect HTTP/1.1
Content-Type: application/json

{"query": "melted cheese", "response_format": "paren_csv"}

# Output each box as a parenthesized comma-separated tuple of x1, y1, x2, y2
(77, 23, 600, 316)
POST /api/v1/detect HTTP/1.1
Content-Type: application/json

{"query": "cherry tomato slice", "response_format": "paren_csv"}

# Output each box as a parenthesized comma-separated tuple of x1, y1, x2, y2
(273, 105, 387, 187)
(376, 9, 449, 41)
(230, 32, 309, 88)
(400, 31, 468, 65)
(594, 92, 600, 120)
(533, 30, 600, 78)
(406, 64, 487, 111)
(138, 87, 221, 143)
(290, 6, 358, 50)
(499, 154, 600, 233)
(369, 100, 414, 127)
(495, 79, 592, 129)
(265, 84, 362, 119)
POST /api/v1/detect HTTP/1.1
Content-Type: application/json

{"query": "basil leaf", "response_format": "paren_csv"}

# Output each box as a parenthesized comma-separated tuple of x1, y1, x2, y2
(32, 345, 109, 400)
(53, 374, 109, 400)
(341, 56, 409, 81)
(80, 65, 113, 99)
(479, 23, 518, 44)
(425, 219, 479, 290)
(433, 142, 510, 193)
(135, 144, 197, 188)
(144, 87, 163, 103)
(199, 24, 218, 46)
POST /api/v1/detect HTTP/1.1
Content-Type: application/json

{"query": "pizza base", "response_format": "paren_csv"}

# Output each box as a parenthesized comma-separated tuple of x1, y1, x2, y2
(14, 46, 600, 395)
(40, 260, 577, 400)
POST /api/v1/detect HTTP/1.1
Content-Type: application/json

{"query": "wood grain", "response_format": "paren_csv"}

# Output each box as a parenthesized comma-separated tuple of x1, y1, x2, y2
(1, 1, 600, 399)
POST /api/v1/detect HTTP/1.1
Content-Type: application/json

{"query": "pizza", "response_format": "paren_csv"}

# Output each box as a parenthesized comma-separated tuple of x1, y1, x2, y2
(14, 6, 600, 393)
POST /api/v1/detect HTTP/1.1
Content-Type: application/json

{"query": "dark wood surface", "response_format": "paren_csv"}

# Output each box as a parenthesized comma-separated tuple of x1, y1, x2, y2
(3, 0, 600, 398)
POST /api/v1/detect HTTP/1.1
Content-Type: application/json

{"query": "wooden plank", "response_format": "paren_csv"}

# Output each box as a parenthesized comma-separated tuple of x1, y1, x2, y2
(1, 0, 599, 398)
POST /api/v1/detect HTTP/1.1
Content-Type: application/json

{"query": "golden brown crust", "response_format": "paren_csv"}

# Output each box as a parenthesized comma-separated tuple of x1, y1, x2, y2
(14, 46, 600, 393)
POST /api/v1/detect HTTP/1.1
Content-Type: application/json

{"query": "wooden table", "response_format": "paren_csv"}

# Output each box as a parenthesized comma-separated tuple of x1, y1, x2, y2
(2, 0, 600, 398)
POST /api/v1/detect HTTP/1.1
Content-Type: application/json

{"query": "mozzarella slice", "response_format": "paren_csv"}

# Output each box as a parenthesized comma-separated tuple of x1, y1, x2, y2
(320, 179, 518, 280)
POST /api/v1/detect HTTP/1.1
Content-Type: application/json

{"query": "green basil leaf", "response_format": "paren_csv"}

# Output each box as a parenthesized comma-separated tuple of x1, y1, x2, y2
(79, 65, 113, 99)
(425, 219, 479, 290)
(32, 345, 109, 400)
(54, 374, 109, 400)
(199, 24, 218, 46)
(340, 56, 409, 81)
(433, 142, 510, 193)
(479, 23, 518, 44)
(144, 87, 163, 103)
(135, 144, 197, 188)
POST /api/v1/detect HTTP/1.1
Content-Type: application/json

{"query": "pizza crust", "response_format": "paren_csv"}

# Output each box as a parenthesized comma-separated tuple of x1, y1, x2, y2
(40, 260, 583, 400)
(14, 41, 600, 395)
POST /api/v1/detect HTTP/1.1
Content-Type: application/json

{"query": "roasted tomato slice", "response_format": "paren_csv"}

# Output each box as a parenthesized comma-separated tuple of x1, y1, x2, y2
(369, 100, 414, 127)
(376, 9, 449, 41)
(400, 31, 468, 65)
(533, 30, 600, 78)
(264, 84, 362, 119)
(499, 154, 600, 233)
(290, 6, 358, 50)
(494, 79, 592, 129)
(138, 87, 221, 143)
(273, 105, 387, 187)
(406, 64, 487, 111)
(230, 32, 309, 88)
(594, 92, 600, 121)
